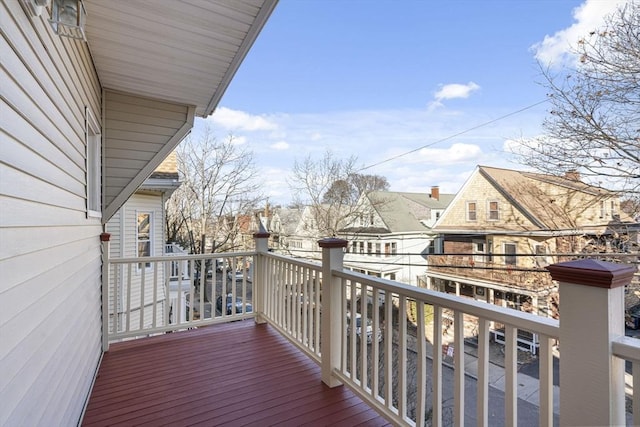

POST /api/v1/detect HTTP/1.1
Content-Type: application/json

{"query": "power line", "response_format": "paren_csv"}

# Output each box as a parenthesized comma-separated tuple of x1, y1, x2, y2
(358, 99, 549, 172)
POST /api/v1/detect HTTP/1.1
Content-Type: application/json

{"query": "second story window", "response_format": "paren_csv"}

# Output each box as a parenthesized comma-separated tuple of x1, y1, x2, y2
(488, 200, 499, 221)
(466, 201, 477, 221)
(600, 200, 606, 218)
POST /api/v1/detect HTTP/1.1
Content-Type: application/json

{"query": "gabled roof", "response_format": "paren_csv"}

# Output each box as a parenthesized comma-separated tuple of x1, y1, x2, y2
(84, 1, 278, 117)
(345, 191, 455, 234)
(139, 151, 180, 195)
(272, 207, 303, 235)
(149, 151, 179, 181)
(479, 166, 626, 229)
(435, 165, 631, 233)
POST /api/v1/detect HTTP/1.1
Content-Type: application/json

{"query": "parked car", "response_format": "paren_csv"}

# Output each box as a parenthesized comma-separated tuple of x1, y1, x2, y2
(346, 311, 382, 343)
(216, 293, 253, 315)
(227, 270, 251, 282)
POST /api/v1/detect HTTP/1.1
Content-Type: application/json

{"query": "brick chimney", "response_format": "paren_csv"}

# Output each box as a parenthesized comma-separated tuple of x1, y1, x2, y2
(430, 186, 439, 200)
(564, 170, 581, 181)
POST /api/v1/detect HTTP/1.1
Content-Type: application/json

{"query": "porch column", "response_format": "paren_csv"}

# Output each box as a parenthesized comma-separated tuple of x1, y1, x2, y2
(547, 259, 634, 427)
(319, 237, 348, 388)
(253, 231, 270, 324)
(100, 232, 111, 352)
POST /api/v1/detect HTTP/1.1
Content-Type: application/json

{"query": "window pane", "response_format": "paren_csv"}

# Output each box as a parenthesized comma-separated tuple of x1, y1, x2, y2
(138, 241, 150, 258)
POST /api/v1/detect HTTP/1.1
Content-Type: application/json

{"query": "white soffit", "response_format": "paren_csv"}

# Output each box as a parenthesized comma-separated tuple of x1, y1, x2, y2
(84, 0, 277, 117)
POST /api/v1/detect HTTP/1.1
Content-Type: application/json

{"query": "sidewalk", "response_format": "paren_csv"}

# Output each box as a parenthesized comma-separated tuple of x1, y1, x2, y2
(404, 329, 560, 416)
(461, 343, 560, 415)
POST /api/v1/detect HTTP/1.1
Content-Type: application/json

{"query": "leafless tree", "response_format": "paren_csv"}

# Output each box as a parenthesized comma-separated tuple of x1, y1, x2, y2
(288, 150, 389, 237)
(166, 126, 262, 254)
(512, 2, 639, 197)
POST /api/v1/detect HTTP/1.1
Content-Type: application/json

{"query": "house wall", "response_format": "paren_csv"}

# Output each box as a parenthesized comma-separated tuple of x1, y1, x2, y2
(105, 193, 167, 332)
(345, 234, 432, 286)
(103, 90, 192, 221)
(437, 172, 539, 230)
(2, 2, 103, 425)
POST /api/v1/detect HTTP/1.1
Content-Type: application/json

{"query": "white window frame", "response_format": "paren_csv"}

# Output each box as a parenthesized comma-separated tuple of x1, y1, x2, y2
(473, 239, 486, 263)
(137, 211, 153, 269)
(85, 107, 101, 218)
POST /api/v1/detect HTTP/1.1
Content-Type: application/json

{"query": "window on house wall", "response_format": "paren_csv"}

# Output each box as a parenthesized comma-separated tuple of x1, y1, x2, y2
(85, 107, 101, 218)
(466, 201, 477, 221)
(486, 238, 493, 262)
(392, 242, 397, 255)
(600, 200, 606, 218)
(385, 243, 391, 256)
(504, 242, 517, 266)
(535, 244, 549, 267)
(137, 212, 152, 268)
(367, 242, 372, 255)
(359, 242, 364, 254)
(487, 200, 499, 221)
(611, 200, 617, 217)
(375, 243, 381, 257)
(473, 240, 486, 263)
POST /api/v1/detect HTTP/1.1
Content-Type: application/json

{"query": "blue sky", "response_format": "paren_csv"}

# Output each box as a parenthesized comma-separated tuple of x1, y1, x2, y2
(190, 0, 629, 206)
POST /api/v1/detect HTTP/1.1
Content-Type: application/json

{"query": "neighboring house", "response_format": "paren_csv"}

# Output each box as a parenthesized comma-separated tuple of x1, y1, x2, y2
(265, 206, 304, 254)
(273, 204, 351, 260)
(424, 165, 635, 319)
(1, 1, 276, 425)
(105, 152, 185, 328)
(340, 187, 454, 286)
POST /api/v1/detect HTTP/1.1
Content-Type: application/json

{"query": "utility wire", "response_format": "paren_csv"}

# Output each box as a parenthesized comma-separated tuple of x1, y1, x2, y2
(358, 99, 549, 172)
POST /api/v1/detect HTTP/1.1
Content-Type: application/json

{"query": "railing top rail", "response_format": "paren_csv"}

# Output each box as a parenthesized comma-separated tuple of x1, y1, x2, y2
(263, 252, 323, 271)
(612, 336, 640, 363)
(108, 251, 257, 264)
(334, 269, 560, 338)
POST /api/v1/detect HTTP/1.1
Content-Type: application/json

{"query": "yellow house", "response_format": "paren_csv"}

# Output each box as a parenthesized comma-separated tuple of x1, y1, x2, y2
(426, 165, 633, 316)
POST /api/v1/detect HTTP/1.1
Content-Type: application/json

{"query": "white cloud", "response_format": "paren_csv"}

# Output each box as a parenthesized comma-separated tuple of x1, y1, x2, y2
(434, 82, 481, 102)
(230, 135, 247, 145)
(270, 141, 290, 150)
(415, 143, 484, 165)
(209, 107, 278, 131)
(532, 0, 629, 68)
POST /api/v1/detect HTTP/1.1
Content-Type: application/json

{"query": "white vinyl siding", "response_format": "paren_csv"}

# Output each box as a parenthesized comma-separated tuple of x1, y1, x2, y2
(106, 194, 167, 332)
(1, 2, 102, 426)
(103, 90, 193, 221)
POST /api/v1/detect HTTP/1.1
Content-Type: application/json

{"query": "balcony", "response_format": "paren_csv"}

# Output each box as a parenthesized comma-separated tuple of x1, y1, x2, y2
(88, 234, 640, 426)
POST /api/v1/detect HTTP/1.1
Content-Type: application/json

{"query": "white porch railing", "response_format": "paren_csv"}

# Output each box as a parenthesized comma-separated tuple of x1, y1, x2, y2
(100, 233, 640, 426)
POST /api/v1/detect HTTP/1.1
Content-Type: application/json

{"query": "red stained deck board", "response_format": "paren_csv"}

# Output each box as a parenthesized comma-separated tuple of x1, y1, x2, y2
(82, 321, 390, 426)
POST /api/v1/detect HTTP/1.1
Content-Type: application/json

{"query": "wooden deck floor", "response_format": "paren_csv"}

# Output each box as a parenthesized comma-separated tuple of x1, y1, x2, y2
(82, 321, 391, 426)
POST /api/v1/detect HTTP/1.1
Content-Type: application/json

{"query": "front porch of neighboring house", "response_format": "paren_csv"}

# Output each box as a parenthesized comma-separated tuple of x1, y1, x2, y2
(89, 233, 640, 426)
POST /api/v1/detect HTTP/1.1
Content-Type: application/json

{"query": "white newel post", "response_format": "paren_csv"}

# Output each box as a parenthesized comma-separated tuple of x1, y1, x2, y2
(547, 259, 635, 427)
(253, 231, 270, 324)
(100, 232, 111, 352)
(319, 237, 348, 388)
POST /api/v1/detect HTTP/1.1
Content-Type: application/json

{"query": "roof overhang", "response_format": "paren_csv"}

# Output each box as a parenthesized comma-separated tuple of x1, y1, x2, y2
(84, 0, 278, 118)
